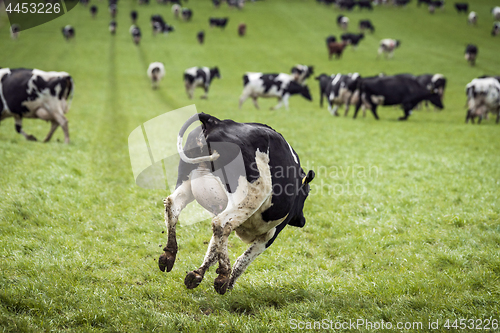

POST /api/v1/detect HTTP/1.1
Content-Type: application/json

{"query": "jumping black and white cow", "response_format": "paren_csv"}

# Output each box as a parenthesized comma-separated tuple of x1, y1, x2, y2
(465, 77, 500, 124)
(130, 25, 142, 44)
(455, 2, 469, 13)
(184, 67, 221, 99)
(492, 22, 500, 36)
(158, 113, 315, 294)
(239, 73, 312, 110)
(290, 65, 314, 84)
(465, 44, 478, 66)
(109, 21, 117, 34)
(468, 11, 477, 25)
(147, 62, 165, 89)
(62, 25, 75, 41)
(341, 33, 364, 48)
(354, 74, 444, 120)
(337, 15, 349, 30)
(0, 68, 74, 143)
(209, 18, 229, 29)
(378, 39, 400, 58)
(359, 19, 375, 32)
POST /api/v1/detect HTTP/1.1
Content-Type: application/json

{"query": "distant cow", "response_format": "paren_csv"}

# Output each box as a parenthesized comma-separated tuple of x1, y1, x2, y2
(109, 21, 117, 34)
(197, 31, 205, 44)
(468, 11, 477, 25)
(492, 22, 500, 36)
(238, 23, 247, 36)
(359, 19, 375, 32)
(290, 65, 314, 84)
(357, 0, 373, 10)
(130, 25, 141, 45)
(210, 18, 229, 29)
(465, 44, 478, 66)
(182, 8, 193, 21)
(10, 24, 20, 40)
(354, 74, 444, 120)
(428, 0, 444, 13)
(131, 11, 138, 24)
(90, 5, 98, 18)
(62, 25, 75, 40)
(341, 33, 364, 48)
(172, 4, 181, 18)
(239, 73, 312, 110)
(328, 41, 349, 59)
(158, 112, 315, 294)
(337, 15, 349, 30)
(147, 62, 165, 89)
(318, 73, 361, 116)
(151, 15, 175, 34)
(0, 68, 74, 143)
(184, 67, 221, 99)
(378, 39, 400, 58)
(492, 7, 500, 20)
(465, 77, 500, 124)
(454, 2, 468, 13)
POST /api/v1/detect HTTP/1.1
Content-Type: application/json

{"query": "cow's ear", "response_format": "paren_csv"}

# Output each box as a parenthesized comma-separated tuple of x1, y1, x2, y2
(302, 170, 315, 184)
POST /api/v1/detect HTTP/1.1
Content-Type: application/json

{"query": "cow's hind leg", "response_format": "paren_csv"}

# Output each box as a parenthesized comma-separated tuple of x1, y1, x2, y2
(14, 117, 37, 141)
(159, 180, 194, 273)
(43, 121, 59, 143)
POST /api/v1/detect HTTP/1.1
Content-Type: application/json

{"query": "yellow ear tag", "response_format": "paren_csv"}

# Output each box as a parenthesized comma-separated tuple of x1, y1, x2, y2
(302, 176, 307, 184)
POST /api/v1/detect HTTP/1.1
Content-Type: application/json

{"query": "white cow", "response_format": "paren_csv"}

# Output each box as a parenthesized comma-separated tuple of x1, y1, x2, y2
(465, 77, 500, 124)
(147, 62, 165, 89)
(378, 39, 400, 58)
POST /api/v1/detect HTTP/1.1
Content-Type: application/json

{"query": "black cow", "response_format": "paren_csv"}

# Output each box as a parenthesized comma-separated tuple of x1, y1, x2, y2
(131, 10, 138, 24)
(181, 8, 193, 21)
(0, 68, 74, 143)
(354, 74, 444, 120)
(359, 19, 375, 32)
(239, 73, 312, 110)
(184, 67, 221, 99)
(158, 113, 315, 294)
(454, 2, 468, 13)
(197, 31, 205, 44)
(465, 44, 478, 66)
(356, 0, 373, 10)
(90, 5, 98, 18)
(341, 33, 364, 47)
(338, 0, 356, 10)
(209, 18, 229, 29)
(62, 25, 75, 40)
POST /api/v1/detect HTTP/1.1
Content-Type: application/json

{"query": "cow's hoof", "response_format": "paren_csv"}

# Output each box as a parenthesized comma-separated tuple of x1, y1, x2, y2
(214, 267, 230, 295)
(158, 251, 176, 272)
(26, 135, 37, 141)
(185, 270, 204, 289)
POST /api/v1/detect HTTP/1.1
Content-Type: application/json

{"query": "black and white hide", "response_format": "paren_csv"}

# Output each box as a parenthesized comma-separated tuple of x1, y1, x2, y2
(239, 73, 312, 110)
(147, 62, 165, 89)
(62, 25, 75, 41)
(336, 15, 349, 30)
(183, 67, 221, 99)
(492, 22, 500, 36)
(290, 65, 314, 84)
(465, 77, 500, 124)
(158, 113, 315, 294)
(0, 68, 74, 143)
(465, 44, 478, 66)
(130, 25, 141, 45)
(378, 38, 400, 58)
(468, 11, 477, 25)
(493, 7, 500, 20)
(109, 21, 117, 34)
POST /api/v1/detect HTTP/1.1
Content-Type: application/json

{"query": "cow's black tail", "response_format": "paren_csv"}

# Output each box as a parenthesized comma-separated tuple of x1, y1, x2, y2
(177, 113, 220, 164)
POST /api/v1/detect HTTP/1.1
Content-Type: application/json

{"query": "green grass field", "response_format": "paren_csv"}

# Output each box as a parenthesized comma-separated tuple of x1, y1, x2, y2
(1, 0, 500, 331)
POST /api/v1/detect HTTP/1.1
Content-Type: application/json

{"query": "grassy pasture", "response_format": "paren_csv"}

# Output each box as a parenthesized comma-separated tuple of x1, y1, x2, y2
(1, 0, 500, 331)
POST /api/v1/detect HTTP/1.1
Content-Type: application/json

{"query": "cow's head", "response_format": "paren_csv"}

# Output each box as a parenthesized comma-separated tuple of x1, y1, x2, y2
(428, 93, 444, 109)
(211, 67, 221, 79)
(288, 170, 315, 228)
(395, 40, 401, 47)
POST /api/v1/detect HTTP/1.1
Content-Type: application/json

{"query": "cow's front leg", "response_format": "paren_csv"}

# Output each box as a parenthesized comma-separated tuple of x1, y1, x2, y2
(201, 85, 209, 99)
(14, 117, 37, 141)
(159, 180, 194, 273)
(252, 96, 259, 109)
(52, 111, 69, 144)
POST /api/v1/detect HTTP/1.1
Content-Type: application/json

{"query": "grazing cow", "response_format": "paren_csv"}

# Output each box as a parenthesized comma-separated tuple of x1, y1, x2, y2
(238, 23, 247, 37)
(90, 5, 98, 18)
(316, 73, 360, 116)
(428, 0, 444, 13)
(354, 74, 444, 120)
(337, 15, 349, 30)
(327, 41, 349, 59)
(130, 25, 141, 45)
(147, 62, 165, 89)
(378, 39, 400, 58)
(468, 11, 477, 25)
(10, 24, 20, 40)
(0, 68, 74, 143)
(62, 25, 75, 41)
(197, 31, 205, 44)
(493, 7, 500, 20)
(359, 19, 375, 32)
(151, 15, 175, 34)
(182, 8, 193, 21)
(109, 21, 117, 34)
(341, 33, 364, 48)
(492, 22, 500, 36)
(158, 113, 315, 294)
(357, 0, 373, 10)
(465, 77, 500, 124)
(131, 11, 138, 24)
(172, 4, 181, 18)
(416, 74, 447, 109)
(239, 73, 312, 110)
(454, 2, 468, 13)
(326, 35, 337, 44)
(184, 67, 221, 99)
(290, 65, 314, 84)
(465, 44, 478, 66)
(209, 18, 229, 29)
